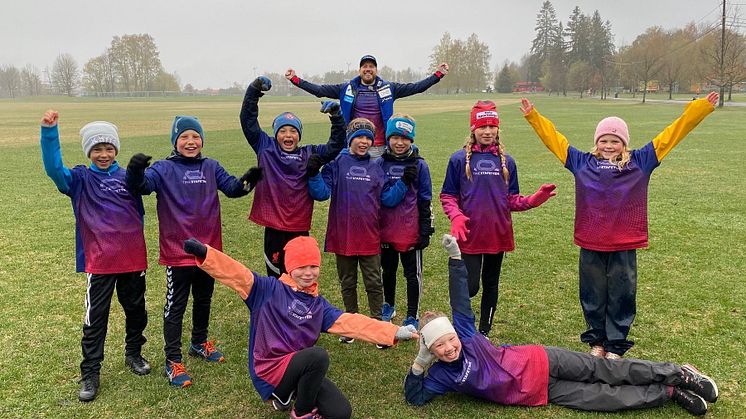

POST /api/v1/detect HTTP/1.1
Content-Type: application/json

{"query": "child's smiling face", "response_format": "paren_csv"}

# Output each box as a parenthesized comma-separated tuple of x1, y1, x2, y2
(276, 126, 300, 152)
(388, 135, 412, 156)
(349, 136, 372, 156)
(290, 265, 320, 289)
(473, 125, 498, 146)
(176, 130, 203, 157)
(88, 143, 117, 170)
(430, 332, 462, 363)
(596, 134, 624, 161)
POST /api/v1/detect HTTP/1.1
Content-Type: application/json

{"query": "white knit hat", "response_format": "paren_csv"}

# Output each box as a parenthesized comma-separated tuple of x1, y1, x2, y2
(80, 121, 120, 156)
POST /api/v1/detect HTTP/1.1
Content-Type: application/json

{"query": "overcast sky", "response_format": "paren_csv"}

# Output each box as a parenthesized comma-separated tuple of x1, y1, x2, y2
(1, 0, 724, 89)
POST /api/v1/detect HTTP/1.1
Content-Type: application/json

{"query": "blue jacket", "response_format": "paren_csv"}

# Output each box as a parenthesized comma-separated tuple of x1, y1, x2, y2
(292, 73, 442, 124)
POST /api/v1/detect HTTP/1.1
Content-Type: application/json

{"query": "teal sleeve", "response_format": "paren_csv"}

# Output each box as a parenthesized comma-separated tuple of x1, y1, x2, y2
(40, 125, 72, 194)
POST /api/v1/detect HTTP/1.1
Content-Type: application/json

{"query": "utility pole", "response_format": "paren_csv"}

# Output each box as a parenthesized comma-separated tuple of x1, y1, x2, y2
(719, 0, 726, 107)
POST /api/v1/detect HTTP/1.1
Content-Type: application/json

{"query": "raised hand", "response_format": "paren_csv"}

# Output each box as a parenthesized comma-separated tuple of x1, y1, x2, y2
(437, 63, 449, 76)
(706, 91, 719, 106)
(250, 76, 272, 92)
(306, 154, 324, 178)
(520, 98, 534, 115)
(41, 109, 59, 127)
(319, 101, 340, 115)
(284, 68, 296, 81)
(127, 153, 152, 173)
(526, 183, 557, 208)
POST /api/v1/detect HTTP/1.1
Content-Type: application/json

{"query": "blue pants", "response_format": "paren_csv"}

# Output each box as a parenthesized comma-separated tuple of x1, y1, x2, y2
(579, 249, 636, 356)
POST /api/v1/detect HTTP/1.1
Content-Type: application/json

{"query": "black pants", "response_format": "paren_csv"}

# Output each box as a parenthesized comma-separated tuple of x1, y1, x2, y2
(163, 266, 215, 362)
(272, 346, 352, 419)
(264, 227, 309, 277)
(545, 346, 680, 411)
(579, 248, 637, 355)
(462, 252, 504, 336)
(80, 271, 147, 379)
(381, 245, 423, 319)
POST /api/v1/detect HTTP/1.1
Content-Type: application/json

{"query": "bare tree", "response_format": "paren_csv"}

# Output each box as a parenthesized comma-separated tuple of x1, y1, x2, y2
(627, 27, 667, 103)
(52, 53, 80, 96)
(21, 65, 43, 96)
(0, 65, 22, 98)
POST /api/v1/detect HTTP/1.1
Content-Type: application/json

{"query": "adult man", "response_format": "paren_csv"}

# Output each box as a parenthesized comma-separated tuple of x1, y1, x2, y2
(286, 55, 449, 158)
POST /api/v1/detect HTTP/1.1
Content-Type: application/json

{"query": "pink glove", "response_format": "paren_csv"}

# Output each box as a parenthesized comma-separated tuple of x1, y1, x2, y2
(526, 184, 557, 208)
(450, 214, 470, 242)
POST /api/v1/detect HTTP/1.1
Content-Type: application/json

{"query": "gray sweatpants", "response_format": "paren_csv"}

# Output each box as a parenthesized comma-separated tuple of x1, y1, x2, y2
(545, 347, 681, 411)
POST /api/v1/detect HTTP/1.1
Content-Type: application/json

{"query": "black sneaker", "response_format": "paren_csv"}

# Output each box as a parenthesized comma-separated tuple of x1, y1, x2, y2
(338, 336, 355, 344)
(375, 344, 391, 350)
(125, 355, 152, 376)
(78, 374, 100, 402)
(680, 364, 718, 403)
(671, 387, 707, 416)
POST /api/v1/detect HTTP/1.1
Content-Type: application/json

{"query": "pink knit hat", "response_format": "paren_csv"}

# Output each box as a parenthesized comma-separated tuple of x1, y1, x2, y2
(594, 116, 629, 146)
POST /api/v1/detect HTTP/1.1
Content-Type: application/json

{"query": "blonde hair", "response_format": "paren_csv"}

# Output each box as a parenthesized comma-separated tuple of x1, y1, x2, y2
(464, 131, 509, 184)
(391, 112, 415, 122)
(591, 145, 631, 170)
(419, 311, 449, 331)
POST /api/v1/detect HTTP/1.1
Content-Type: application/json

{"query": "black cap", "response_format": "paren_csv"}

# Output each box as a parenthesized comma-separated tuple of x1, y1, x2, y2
(359, 54, 377, 67)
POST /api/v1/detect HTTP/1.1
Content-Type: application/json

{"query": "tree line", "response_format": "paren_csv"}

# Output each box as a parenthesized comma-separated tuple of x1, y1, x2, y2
(1, 6, 744, 99)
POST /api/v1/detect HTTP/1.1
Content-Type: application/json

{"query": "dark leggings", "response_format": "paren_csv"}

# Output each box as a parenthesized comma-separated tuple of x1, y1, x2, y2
(272, 346, 352, 419)
(462, 252, 504, 335)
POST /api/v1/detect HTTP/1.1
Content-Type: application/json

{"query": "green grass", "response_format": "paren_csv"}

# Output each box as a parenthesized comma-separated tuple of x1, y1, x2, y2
(0, 94, 744, 418)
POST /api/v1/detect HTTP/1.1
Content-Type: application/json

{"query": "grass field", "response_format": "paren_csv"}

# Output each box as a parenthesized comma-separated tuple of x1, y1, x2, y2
(0, 93, 743, 418)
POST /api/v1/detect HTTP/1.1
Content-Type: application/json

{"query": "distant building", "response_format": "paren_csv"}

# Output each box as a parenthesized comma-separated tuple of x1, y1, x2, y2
(513, 81, 544, 93)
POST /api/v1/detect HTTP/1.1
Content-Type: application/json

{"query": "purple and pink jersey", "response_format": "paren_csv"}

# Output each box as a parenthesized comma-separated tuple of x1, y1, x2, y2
(68, 166, 147, 274)
(379, 157, 432, 252)
(250, 142, 321, 232)
(142, 156, 245, 266)
(566, 143, 659, 251)
(194, 246, 400, 401)
(441, 149, 520, 254)
(351, 88, 386, 146)
(320, 153, 387, 256)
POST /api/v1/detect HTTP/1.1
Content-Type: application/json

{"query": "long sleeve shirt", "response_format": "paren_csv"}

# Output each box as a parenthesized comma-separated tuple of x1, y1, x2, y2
(523, 98, 715, 251)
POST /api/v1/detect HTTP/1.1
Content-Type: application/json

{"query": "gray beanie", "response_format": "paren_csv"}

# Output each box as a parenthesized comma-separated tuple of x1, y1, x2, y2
(80, 121, 120, 156)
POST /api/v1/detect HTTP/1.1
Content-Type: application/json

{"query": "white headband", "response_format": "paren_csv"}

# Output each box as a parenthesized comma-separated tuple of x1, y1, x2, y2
(420, 317, 456, 349)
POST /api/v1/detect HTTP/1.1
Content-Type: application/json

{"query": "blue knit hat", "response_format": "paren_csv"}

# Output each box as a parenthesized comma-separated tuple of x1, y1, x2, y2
(171, 116, 204, 146)
(346, 119, 375, 146)
(272, 112, 303, 141)
(385, 116, 416, 144)
(359, 54, 377, 67)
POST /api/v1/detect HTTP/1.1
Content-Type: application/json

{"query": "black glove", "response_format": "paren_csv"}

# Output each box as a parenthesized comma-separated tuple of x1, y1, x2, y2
(414, 235, 430, 250)
(319, 100, 341, 116)
(401, 165, 418, 186)
(126, 153, 152, 192)
(239, 166, 263, 191)
(128, 153, 152, 172)
(306, 154, 324, 178)
(250, 76, 272, 92)
(183, 238, 207, 259)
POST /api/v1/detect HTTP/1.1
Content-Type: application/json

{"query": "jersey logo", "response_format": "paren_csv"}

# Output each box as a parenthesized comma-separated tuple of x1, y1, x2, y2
(99, 177, 128, 194)
(345, 165, 372, 182)
(344, 86, 354, 103)
(388, 165, 405, 179)
(183, 170, 207, 184)
(288, 299, 313, 321)
(378, 86, 392, 101)
(472, 159, 501, 177)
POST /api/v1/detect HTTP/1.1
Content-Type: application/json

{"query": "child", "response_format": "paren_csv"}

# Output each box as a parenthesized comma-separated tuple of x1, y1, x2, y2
(239, 75, 345, 277)
(404, 235, 720, 416)
(308, 118, 410, 343)
(378, 114, 434, 329)
(182, 235, 418, 418)
(40, 110, 150, 402)
(520, 92, 719, 359)
(126, 115, 261, 387)
(440, 100, 556, 337)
